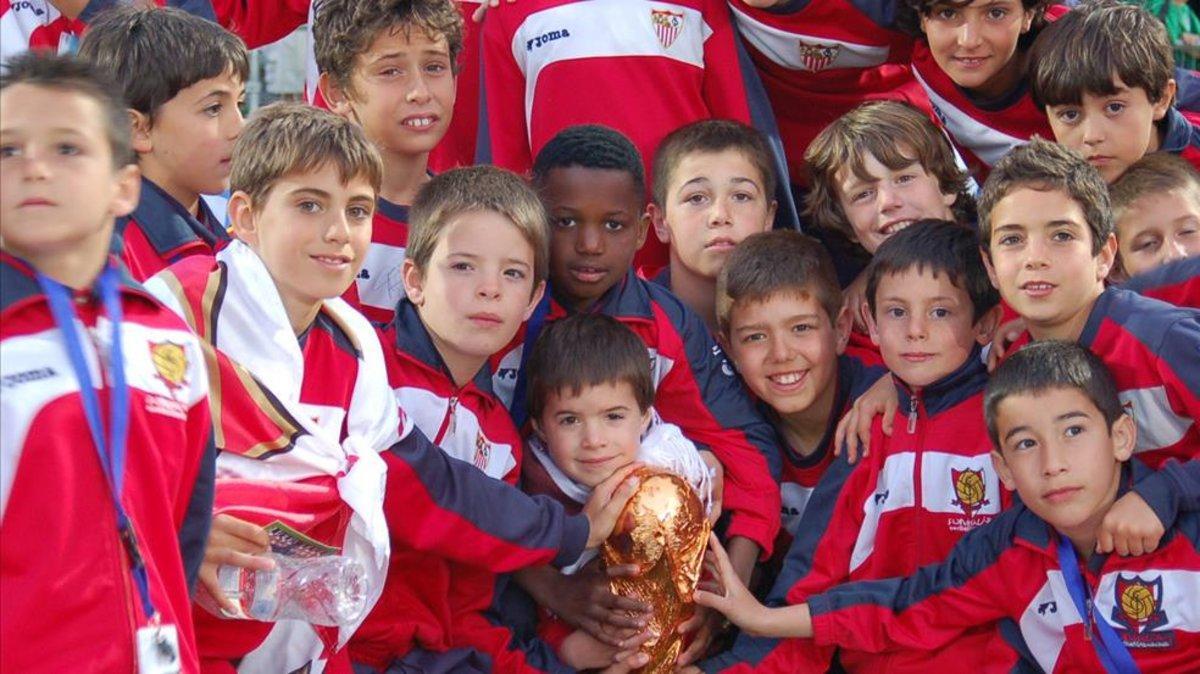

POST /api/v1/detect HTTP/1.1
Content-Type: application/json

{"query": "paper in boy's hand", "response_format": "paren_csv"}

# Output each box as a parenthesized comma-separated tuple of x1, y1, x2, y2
(263, 521, 338, 559)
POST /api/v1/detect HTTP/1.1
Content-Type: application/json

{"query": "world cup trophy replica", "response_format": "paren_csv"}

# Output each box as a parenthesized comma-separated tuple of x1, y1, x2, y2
(601, 467, 711, 672)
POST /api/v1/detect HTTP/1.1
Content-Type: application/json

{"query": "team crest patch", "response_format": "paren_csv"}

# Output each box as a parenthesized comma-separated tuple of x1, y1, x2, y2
(652, 9, 685, 49)
(1112, 574, 1175, 648)
(473, 430, 492, 471)
(149, 341, 188, 392)
(798, 43, 840, 72)
(950, 468, 989, 517)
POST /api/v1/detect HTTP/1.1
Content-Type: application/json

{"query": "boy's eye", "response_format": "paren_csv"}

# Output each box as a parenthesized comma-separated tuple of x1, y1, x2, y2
(425, 61, 449, 74)
(1064, 425, 1084, 438)
(1132, 235, 1161, 253)
(1013, 437, 1037, 451)
(852, 189, 874, 203)
(348, 205, 372, 220)
(1051, 230, 1076, 243)
(203, 103, 223, 117)
(987, 7, 1009, 19)
(450, 261, 473, 272)
(298, 200, 322, 214)
(732, 191, 755, 203)
(930, 307, 950, 319)
(0, 144, 18, 158)
(56, 143, 81, 156)
(684, 193, 708, 205)
(554, 217, 577, 229)
(934, 7, 958, 20)
(740, 331, 766, 344)
(503, 267, 527, 280)
(1104, 102, 1126, 116)
(997, 233, 1022, 247)
(604, 219, 626, 232)
(558, 415, 579, 426)
(896, 174, 917, 185)
(886, 306, 906, 318)
(605, 412, 627, 422)
(1054, 109, 1081, 125)
(792, 322, 815, 333)
(379, 67, 403, 77)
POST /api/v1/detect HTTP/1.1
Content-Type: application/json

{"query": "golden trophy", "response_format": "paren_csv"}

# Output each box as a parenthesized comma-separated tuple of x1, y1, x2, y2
(602, 467, 711, 673)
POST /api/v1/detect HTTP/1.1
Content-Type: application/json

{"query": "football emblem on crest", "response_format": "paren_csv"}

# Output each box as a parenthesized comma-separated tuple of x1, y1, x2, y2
(1113, 574, 1169, 634)
(149, 341, 188, 391)
(950, 467, 989, 517)
(651, 9, 685, 49)
(798, 43, 840, 72)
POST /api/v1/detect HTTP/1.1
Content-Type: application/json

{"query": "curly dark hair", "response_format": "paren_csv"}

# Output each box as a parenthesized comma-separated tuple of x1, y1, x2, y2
(313, 0, 464, 99)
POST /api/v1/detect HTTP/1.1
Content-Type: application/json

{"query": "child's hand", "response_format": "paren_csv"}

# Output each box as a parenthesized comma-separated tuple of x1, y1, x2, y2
(699, 450, 724, 524)
(674, 605, 724, 666)
(834, 374, 897, 463)
(1097, 491, 1165, 557)
(559, 627, 653, 670)
(555, 564, 653, 645)
(584, 463, 643, 549)
(467, 0, 516, 23)
(197, 514, 275, 615)
(692, 534, 771, 637)
(986, 318, 1026, 373)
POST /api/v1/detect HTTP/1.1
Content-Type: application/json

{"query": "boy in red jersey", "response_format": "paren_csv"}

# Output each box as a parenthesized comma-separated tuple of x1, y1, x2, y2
(1029, 0, 1200, 183)
(697, 341, 1200, 674)
(314, 0, 462, 324)
(1, 52, 214, 674)
(77, 5, 247, 281)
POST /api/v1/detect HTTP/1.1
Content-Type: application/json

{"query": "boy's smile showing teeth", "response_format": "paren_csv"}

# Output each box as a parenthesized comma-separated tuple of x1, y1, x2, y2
(402, 115, 437, 129)
(312, 253, 352, 269)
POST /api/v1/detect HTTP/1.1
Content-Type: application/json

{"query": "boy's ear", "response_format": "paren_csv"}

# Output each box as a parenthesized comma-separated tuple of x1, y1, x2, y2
(523, 280, 547, 320)
(318, 72, 356, 120)
(639, 406, 654, 435)
(1020, 6, 1036, 33)
(861, 300, 880, 346)
(110, 164, 142, 219)
(833, 304, 853, 355)
(635, 203, 651, 250)
(764, 199, 778, 231)
(402, 258, 427, 306)
(128, 109, 153, 155)
(973, 304, 1003, 346)
(647, 202, 671, 246)
(1153, 79, 1178, 120)
(980, 245, 1001, 290)
(1095, 233, 1118, 281)
(1110, 411, 1137, 463)
(991, 450, 1018, 492)
(227, 191, 258, 245)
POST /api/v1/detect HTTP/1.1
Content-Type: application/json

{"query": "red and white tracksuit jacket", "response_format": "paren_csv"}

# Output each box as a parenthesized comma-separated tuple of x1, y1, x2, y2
(1, 253, 214, 673)
(807, 461, 1200, 673)
(703, 350, 1016, 673)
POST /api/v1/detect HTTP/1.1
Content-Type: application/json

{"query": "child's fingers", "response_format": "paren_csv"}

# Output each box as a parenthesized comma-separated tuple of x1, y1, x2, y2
(594, 463, 643, 501)
(198, 567, 240, 615)
(692, 589, 729, 612)
(1095, 528, 1115, 555)
(605, 563, 642, 579)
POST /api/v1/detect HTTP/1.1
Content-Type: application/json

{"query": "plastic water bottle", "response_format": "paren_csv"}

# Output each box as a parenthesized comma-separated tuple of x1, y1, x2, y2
(208, 554, 368, 626)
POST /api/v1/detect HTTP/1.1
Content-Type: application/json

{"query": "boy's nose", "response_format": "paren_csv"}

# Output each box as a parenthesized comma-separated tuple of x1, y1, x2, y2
(956, 20, 983, 48)
(710, 199, 732, 226)
(768, 335, 794, 363)
(1164, 239, 1189, 264)
(407, 74, 433, 104)
(476, 271, 502, 298)
(906, 315, 928, 340)
(576, 224, 604, 254)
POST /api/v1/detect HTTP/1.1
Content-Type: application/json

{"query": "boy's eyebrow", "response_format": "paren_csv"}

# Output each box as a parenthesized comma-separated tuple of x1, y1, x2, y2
(288, 187, 334, 200)
(445, 250, 532, 268)
(1002, 424, 1030, 443)
(1055, 410, 1092, 422)
(734, 312, 822, 332)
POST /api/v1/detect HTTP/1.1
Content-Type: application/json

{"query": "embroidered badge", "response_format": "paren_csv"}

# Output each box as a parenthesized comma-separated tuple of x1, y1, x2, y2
(1112, 574, 1174, 648)
(149, 341, 188, 392)
(798, 42, 840, 72)
(950, 467, 989, 517)
(473, 430, 492, 471)
(652, 9, 685, 49)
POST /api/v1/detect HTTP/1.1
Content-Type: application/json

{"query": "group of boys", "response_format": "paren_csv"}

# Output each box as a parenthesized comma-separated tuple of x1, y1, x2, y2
(2, 0, 1199, 674)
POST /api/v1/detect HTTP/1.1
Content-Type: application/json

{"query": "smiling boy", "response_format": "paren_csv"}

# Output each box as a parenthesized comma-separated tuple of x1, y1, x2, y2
(315, 0, 462, 323)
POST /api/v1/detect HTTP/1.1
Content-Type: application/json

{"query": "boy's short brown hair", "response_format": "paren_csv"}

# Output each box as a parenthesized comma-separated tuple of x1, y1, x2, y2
(407, 165, 549, 284)
(0, 52, 134, 167)
(977, 138, 1112, 256)
(314, 0, 464, 99)
(1110, 153, 1200, 220)
(651, 119, 777, 208)
(231, 103, 383, 207)
(715, 230, 842, 335)
(804, 101, 973, 238)
(897, 0, 1051, 39)
(527, 313, 655, 421)
(1029, 0, 1175, 110)
(78, 5, 248, 120)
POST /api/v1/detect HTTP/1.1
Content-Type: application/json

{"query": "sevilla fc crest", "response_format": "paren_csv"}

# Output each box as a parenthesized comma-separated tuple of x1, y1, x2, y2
(798, 42, 840, 72)
(149, 341, 188, 392)
(473, 430, 492, 471)
(652, 9, 684, 49)
(950, 467, 989, 517)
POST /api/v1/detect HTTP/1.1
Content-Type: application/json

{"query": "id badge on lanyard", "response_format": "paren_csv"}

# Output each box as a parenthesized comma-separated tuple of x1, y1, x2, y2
(37, 266, 181, 674)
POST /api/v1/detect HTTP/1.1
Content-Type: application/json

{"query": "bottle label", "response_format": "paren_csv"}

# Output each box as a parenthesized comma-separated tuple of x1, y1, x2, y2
(264, 521, 340, 558)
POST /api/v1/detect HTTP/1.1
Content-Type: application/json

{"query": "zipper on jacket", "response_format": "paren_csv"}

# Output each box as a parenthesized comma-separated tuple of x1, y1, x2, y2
(906, 395, 918, 434)
(433, 394, 459, 445)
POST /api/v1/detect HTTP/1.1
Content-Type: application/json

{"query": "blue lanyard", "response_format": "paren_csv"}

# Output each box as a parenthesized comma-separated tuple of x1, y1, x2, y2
(509, 292, 552, 429)
(37, 266, 157, 623)
(1056, 533, 1140, 674)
